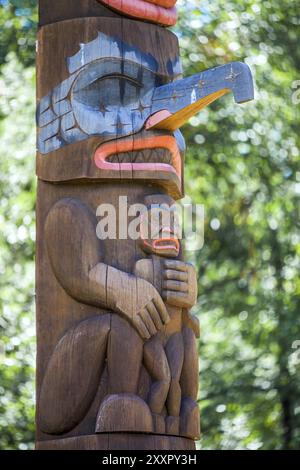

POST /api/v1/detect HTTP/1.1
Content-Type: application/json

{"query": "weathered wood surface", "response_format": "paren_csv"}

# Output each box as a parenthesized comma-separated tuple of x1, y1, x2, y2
(36, 434, 196, 451)
(36, 181, 200, 442)
(38, 0, 118, 26)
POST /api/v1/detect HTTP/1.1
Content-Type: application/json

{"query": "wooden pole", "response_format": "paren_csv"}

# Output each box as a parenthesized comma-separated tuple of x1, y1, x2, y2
(36, 0, 253, 450)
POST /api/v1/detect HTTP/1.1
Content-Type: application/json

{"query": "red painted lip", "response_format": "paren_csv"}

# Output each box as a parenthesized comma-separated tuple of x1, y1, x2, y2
(153, 237, 180, 253)
(94, 135, 182, 182)
(141, 237, 180, 255)
(97, 0, 178, 26)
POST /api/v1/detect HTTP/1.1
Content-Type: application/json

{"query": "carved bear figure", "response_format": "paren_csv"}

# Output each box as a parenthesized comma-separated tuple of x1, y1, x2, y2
(39, 191, 199, 440)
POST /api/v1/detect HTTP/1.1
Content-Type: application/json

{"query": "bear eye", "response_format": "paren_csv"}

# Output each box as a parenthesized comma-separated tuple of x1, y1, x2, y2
(72, 74, 142, 110)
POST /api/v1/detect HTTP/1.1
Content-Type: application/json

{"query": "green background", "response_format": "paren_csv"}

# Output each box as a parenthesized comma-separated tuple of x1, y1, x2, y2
(0, 0, 299, 450)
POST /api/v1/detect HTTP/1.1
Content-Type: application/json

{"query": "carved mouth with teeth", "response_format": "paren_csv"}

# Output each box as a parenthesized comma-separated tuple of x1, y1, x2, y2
(107, 148, 173, 165)
(94, 135, 182, 181)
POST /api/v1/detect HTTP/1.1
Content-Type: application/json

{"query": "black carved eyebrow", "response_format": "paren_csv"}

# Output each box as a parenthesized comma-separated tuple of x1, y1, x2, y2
(71, 59, 156, 95)
(77, 74, 143, 91)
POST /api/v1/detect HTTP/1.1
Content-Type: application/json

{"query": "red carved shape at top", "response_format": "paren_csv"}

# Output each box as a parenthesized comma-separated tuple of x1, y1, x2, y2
(97, 0, 178, 26)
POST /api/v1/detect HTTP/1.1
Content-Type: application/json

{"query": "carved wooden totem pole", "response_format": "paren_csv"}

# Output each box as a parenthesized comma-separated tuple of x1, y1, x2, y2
(36, 0, 254, 450)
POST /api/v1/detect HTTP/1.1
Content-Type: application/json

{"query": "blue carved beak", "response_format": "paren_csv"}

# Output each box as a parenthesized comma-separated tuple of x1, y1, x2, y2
(145, 61, 254, 131)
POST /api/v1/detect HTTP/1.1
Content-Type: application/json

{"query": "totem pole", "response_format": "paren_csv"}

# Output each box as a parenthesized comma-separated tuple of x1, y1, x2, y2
(36, 0, 254, 450)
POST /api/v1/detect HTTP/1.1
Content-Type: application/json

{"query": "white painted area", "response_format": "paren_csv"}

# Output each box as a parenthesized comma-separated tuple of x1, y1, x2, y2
(191, 88, 197, 104)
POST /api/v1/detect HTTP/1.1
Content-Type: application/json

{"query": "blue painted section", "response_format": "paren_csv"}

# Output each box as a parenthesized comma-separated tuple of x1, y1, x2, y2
(167, 56, 183, 78)
(67, 32, 159, 75)
(37, 31, 253, 155)
(53, 99, 72, 117)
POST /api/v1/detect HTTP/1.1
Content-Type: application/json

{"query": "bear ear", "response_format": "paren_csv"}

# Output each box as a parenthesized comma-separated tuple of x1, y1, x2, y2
(97, 0, 178, 27)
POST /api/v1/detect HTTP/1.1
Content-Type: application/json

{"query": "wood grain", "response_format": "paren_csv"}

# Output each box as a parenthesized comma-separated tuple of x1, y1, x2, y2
(39, 0, 118, 26)
(36, 434, 196, 450)
(36, 17, 182, 198)
(39, 315, 111, 435)
(36, 2, 200, 450)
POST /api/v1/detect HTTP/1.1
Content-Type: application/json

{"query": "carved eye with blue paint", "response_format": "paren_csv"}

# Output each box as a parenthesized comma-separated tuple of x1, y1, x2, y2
(72, 59, 157, 111)
(73, 74, 142, 109)
(70, 59, 160, 137)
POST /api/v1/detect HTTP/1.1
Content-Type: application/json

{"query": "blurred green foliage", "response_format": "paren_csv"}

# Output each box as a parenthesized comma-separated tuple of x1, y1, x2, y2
(0, 54, 36, 448)
(0, 0, 37, 68)
(0, 0, 299, 450)
(177, 0, 300, 449)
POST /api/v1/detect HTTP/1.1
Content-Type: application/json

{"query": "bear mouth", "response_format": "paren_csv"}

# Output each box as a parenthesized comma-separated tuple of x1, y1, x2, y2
(107, 147, 173, 165)
(153, 237, 179, 253)
(94, 134, 181, 180)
